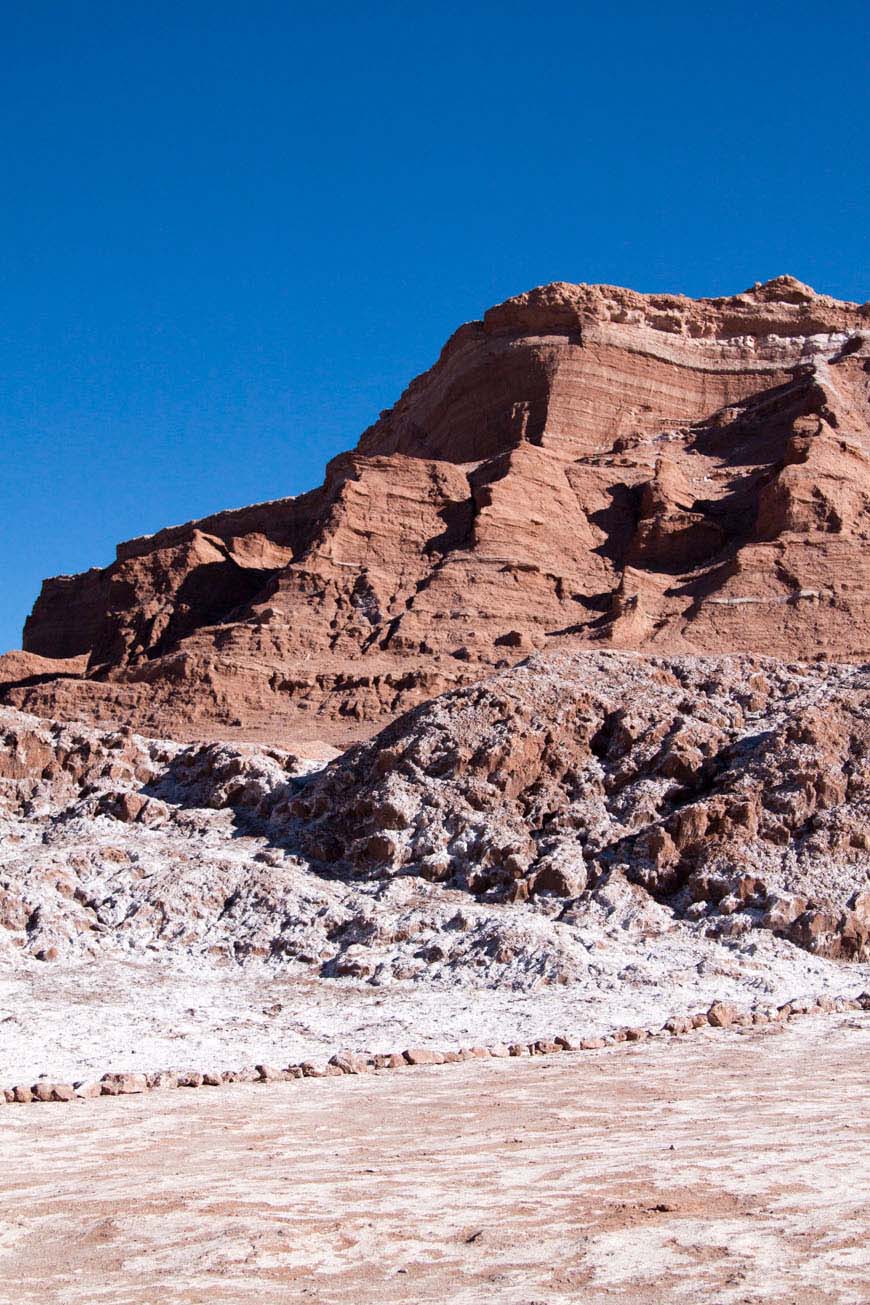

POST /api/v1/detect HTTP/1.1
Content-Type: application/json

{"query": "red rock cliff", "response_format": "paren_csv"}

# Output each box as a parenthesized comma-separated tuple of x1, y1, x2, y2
(3, 275, 869, 742)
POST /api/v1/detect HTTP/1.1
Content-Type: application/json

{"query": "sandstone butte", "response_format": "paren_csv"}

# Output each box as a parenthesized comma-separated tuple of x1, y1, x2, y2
(2, 274, 869, 745)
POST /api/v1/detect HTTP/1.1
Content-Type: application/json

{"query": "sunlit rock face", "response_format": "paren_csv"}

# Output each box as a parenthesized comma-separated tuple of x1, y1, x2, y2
(4, 275, 869, 742)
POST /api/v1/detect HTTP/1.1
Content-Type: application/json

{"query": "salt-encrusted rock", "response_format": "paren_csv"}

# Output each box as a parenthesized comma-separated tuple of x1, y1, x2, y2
(789, 910, 841, 956)
(0, 653, 867, 980)
(294, 653, 870, 958)
(580, 1037, 606, 1050)
(489, 1044, 511, 1059)
(761, 895, 808, 932)
(12, 1085, 33, 1103)
(202, 1072, 222, 1086)
(98, 792, 168, 827)
(531, 849, 587, 899)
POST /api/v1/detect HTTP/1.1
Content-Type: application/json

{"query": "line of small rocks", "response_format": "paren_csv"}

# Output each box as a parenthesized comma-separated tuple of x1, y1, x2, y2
(4, 992, 868, 1106)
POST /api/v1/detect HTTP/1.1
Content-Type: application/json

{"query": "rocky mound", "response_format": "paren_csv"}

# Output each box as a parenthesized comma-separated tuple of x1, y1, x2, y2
(3, 276, 870, 741)
(294, 651, 870, 961)
(2, 652, 867, 974)
(0, 703, 677, 988)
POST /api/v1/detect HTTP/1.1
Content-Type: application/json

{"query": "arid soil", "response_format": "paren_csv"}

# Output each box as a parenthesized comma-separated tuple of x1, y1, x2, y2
(1, 1014, 867, 1304)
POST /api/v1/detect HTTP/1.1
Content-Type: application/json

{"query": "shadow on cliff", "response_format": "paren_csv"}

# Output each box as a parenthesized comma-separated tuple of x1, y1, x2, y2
(141, 560, 281, 661)
(0, 670, 84, 699)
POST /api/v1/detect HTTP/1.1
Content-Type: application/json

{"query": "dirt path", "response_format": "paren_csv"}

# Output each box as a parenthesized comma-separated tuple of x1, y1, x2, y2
(1, 1015, 868, 1303)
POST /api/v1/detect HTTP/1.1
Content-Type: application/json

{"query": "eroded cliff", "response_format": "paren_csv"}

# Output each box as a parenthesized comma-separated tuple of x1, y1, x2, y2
(3, 275, 869, 741)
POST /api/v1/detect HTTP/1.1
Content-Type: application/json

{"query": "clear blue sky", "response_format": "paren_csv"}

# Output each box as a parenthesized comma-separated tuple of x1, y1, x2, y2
(2, 1, 868, 653)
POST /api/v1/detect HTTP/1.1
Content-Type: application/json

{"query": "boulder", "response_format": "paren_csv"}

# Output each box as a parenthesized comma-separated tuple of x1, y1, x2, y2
(707, 1002, 739, 1029)
(402, 1048, 444, 1066)
(74, 1080, 103, 1099)
(328, 1052, 369, 1075)
(101, 1073, 147, 1095)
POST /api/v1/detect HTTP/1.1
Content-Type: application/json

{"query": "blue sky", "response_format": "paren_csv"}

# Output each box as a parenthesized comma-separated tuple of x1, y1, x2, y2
(2, 1, 868, 653)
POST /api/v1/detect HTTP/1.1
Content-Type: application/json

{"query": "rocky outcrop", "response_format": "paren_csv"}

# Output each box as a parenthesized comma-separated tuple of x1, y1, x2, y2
(3, 276, 869, 741)
(293, 651, 870, 961)
(2, 652, 868, 969)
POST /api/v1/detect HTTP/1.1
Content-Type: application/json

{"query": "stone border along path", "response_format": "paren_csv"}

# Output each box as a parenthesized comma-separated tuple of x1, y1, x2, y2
(4, 992, 868, 1106)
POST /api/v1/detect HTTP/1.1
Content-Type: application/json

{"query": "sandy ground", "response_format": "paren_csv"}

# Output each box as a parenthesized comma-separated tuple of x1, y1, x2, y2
(1, 1014, 867, 1304)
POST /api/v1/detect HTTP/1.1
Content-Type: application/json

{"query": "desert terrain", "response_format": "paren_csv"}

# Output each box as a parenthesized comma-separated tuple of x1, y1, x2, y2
(2, 1015, 868, 1304)
(1, 277, 869, 1300)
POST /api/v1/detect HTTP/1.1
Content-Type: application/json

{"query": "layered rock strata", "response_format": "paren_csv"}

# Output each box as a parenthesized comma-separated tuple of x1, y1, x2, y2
(3, 276, 869, 741)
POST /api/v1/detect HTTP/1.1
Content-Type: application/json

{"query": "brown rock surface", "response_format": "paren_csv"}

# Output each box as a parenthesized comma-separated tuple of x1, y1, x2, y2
(4, 276, 870, 742)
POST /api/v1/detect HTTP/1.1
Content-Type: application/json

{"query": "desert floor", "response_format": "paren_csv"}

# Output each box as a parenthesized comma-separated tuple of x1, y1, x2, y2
(1, 1014, 868, 1304)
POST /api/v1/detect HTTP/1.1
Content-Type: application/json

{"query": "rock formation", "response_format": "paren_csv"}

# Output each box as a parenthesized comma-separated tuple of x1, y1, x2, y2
(295, 651, 870, 962)
(2, 652, 867, 969)
(3, 275, 869, 741)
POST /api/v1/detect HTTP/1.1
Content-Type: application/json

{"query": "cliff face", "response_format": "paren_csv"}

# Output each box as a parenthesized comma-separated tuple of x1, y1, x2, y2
(3, 275, 870, 742)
